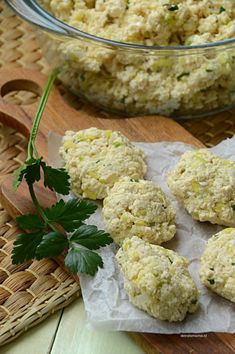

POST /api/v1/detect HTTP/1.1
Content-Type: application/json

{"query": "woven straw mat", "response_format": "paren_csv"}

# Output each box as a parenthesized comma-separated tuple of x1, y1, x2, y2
(0, 1, 235, 347)
(0, 3, 80, 346)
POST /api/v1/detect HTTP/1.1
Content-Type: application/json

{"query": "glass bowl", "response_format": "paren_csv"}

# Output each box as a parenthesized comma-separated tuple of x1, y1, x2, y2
(6, 0, 235, 119)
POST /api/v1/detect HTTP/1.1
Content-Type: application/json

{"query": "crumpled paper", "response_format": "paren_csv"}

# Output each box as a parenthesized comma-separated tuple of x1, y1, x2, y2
(48, 132, 235, 334)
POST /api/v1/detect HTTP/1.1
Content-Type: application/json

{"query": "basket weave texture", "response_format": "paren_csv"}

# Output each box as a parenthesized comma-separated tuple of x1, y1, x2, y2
(0, 3, 80, 346)
(0, 0, 235, 347)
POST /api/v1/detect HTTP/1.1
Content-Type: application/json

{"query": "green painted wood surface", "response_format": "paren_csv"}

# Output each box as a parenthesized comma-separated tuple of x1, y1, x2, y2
(1, 312, 62, 354)
(1, 300, 144, 354)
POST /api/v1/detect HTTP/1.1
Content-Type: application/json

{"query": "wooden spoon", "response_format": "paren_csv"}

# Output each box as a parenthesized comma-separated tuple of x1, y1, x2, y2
(0, 67, 202, 217)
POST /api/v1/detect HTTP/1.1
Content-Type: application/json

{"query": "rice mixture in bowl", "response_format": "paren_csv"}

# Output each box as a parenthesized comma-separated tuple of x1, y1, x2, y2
(102, 177, 176, 245)
(38, 0, 235, 117)
(60, 128, 146, 200)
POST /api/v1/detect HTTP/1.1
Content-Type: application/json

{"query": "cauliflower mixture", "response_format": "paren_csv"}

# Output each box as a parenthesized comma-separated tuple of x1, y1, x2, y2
(116, 236, 199, 322)
(60, 127, 146, 199)
(102, 177, 176, 245)
(199, 228, 235, 303)
(39, 0, 235, 117)
(167, 149, 235, 226)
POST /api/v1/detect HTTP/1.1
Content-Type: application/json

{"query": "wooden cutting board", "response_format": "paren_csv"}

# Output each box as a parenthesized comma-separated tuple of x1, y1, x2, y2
(0, 67, 234, 354)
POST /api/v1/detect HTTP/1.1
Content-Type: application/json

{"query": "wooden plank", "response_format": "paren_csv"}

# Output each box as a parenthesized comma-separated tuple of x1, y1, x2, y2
(1, 311, 62, 354)
(51, 299, 144, 354)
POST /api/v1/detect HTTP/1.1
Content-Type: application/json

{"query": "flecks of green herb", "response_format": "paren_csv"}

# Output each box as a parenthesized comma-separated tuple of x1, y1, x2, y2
(113, 142, 122, 147)
(219, 6, 226, 13)
(121, 96, 127, 104)
(177, 72, 190, 80)
(167, 256, 173, 264)
(207, 279, 215, 285)
(191, 299, 198, 305)
(164, 4, 179, 11)
(80, 73, 85, 81)
(130, 178, 139, 182)
(149, 222, 155, 227)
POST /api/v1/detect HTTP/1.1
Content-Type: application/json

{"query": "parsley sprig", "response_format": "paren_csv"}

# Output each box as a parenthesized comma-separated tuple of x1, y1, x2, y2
(12, 70, 112, 275)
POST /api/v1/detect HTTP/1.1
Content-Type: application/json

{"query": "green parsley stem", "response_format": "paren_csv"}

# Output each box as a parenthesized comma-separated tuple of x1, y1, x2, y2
(28, 183, 58, 233)
(12, 68, 112, 275)
(27, 68, 60, 161)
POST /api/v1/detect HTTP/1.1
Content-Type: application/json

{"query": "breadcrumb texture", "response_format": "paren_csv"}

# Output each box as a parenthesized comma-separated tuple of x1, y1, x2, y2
(39, 0, 235, 116)
(199, 228, 235, 303)
(60, 128, 146, 200)
(116, 236, 199, 322)
(167, 149, 235, 226)
(102, 177, 176, 245)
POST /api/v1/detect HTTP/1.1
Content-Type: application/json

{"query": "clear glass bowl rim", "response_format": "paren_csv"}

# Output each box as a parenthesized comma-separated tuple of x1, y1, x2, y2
(6, 0, 235, 52)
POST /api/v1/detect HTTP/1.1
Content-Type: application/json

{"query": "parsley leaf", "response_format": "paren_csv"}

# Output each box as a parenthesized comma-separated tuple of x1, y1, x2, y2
(11, 70, 110, 277)
(24, 160, 42, 185)
(16, 214, 45, 231)
(13, 159, 42, 189)
(36, 231, 68, 259)
(42, 165, 70, 195)
(45, 198, 97, 232)
(12, 231, 43, 264)
(70, 225, 113, 250)
(65, 247, 103, 275)
(232, 204, 235, 210)
(13, 164, 28, 190)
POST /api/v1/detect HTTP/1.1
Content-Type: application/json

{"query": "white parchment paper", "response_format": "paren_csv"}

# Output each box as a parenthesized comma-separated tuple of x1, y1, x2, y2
(48, 132, 235, 334)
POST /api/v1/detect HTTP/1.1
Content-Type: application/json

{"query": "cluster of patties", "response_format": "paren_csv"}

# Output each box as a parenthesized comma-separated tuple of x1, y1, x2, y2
(199, 228, 235, 303)
(60, 128, 146, 200)
(102, 177, 176, 246)
(116, 237, 199, 322)
(167, 149, 235, 227)
(61, 128, 235, 321)
(60, 128, 200, 322)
